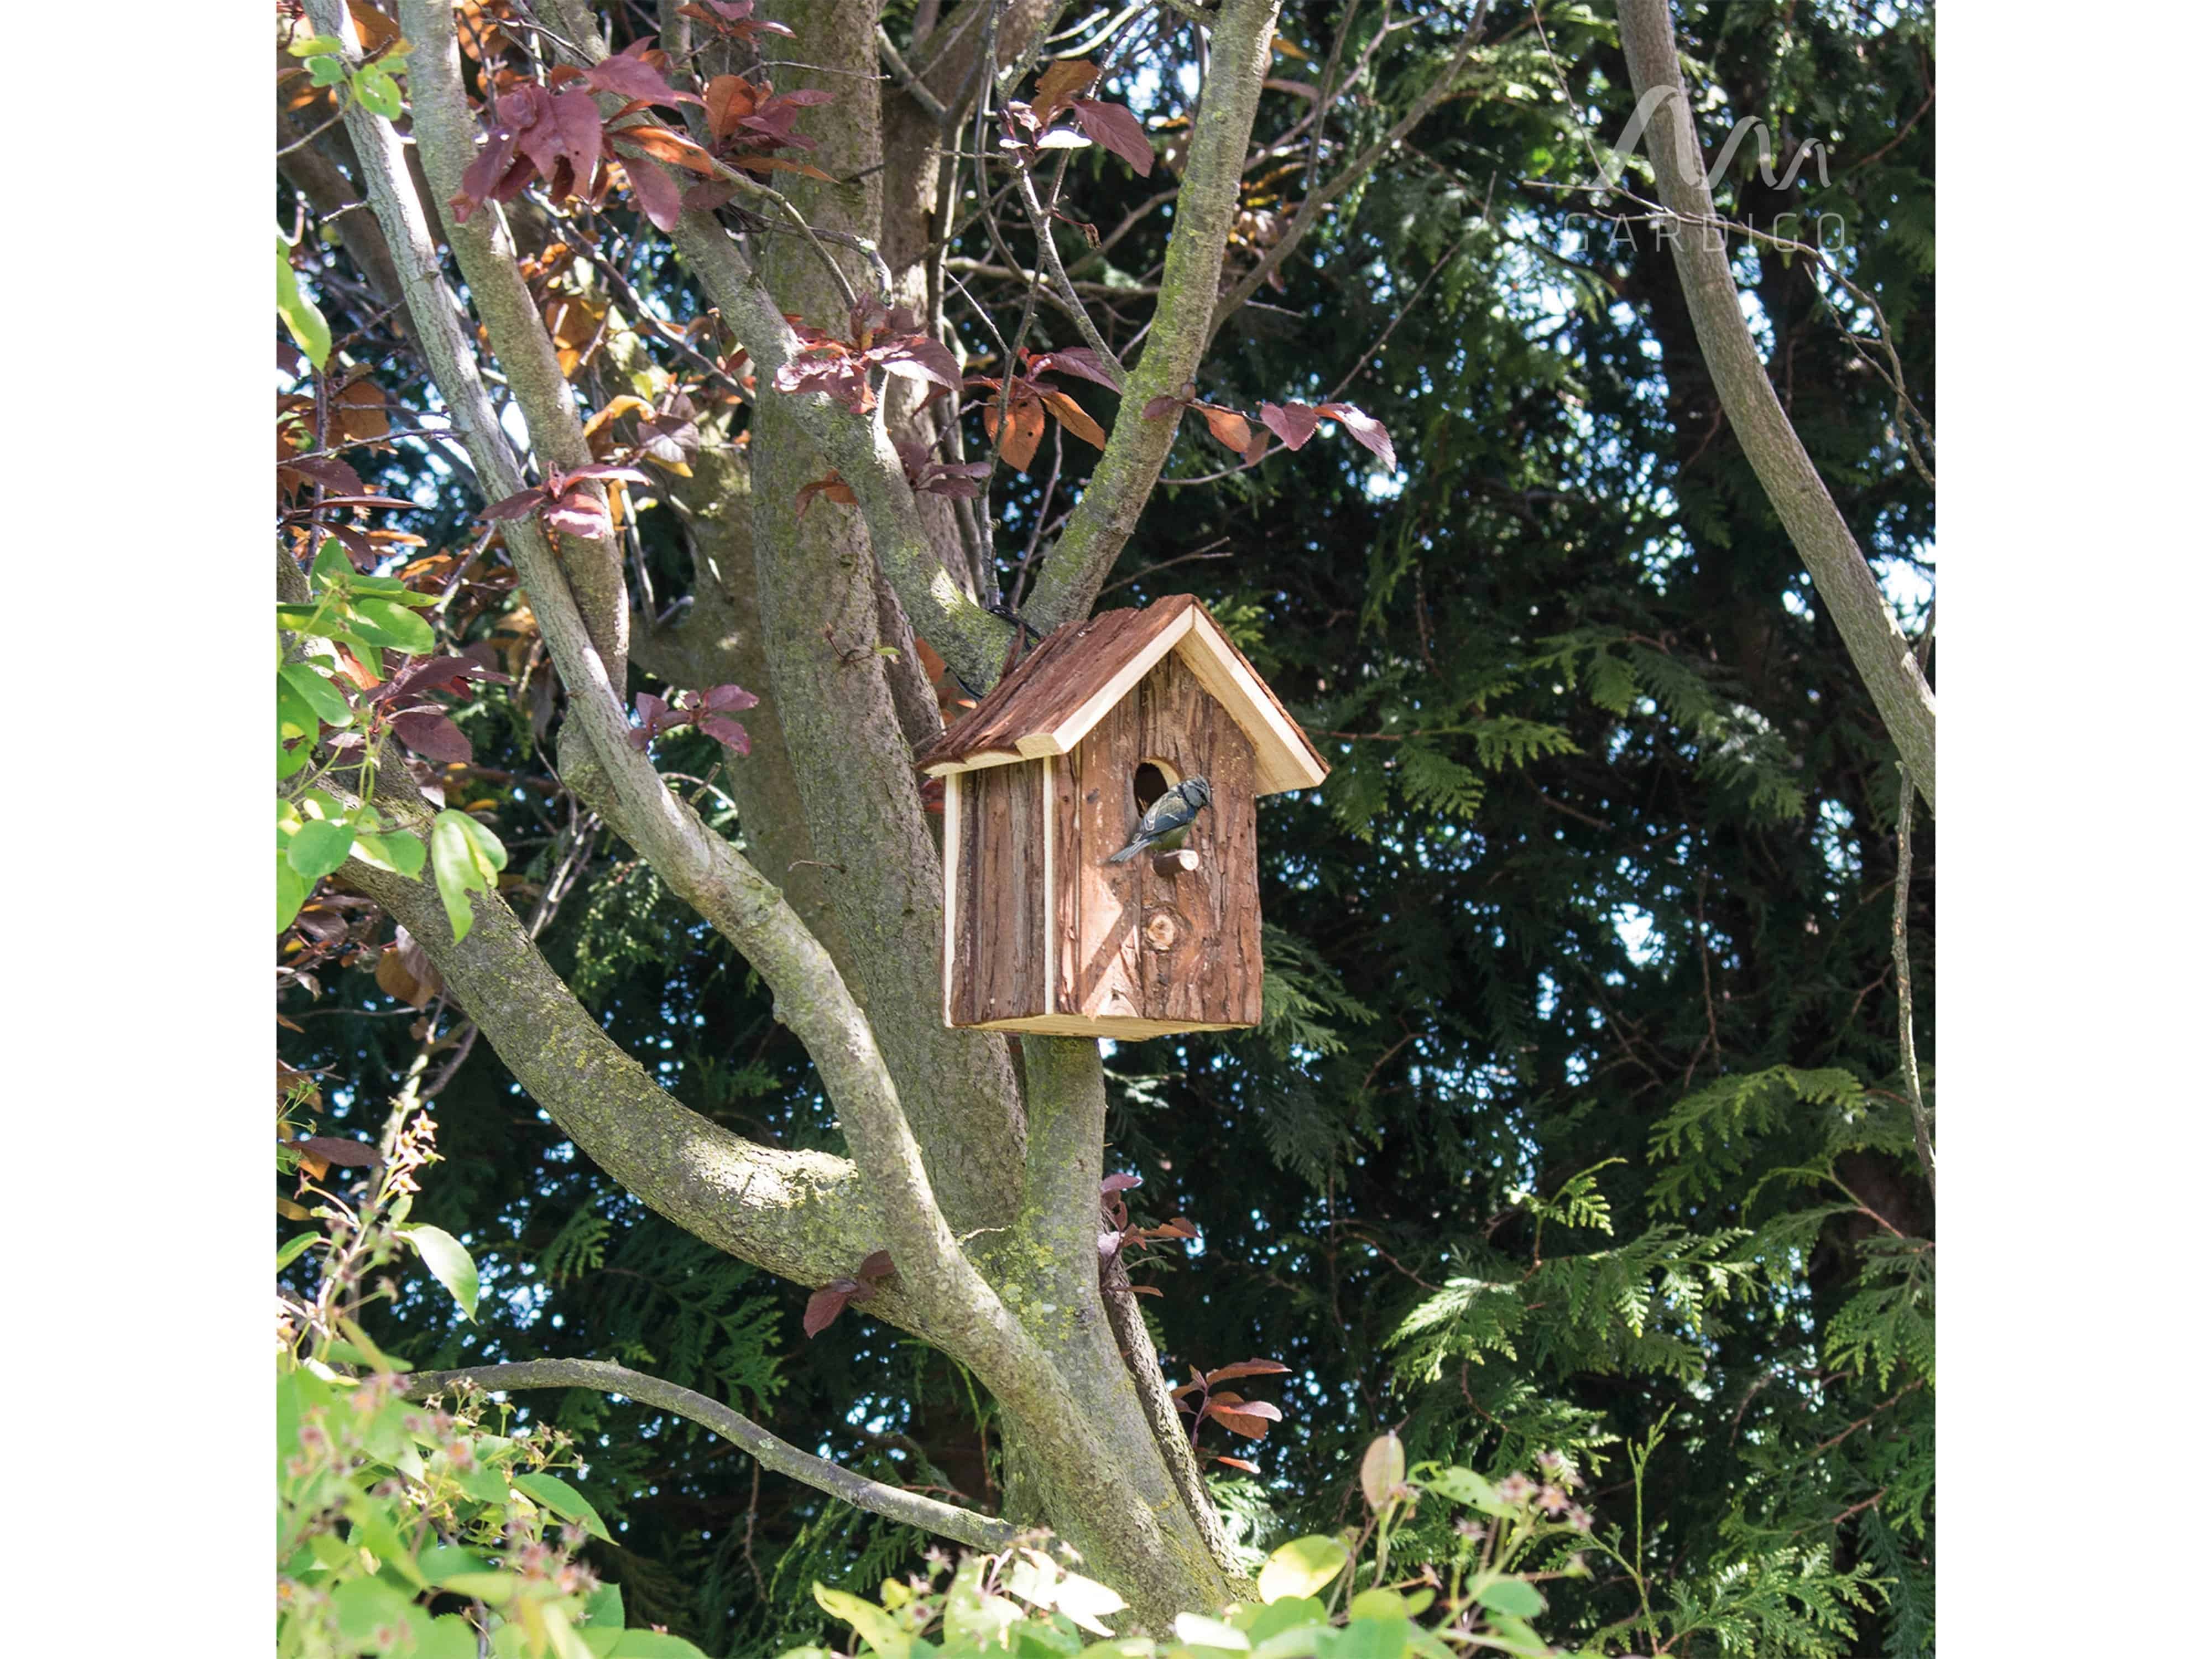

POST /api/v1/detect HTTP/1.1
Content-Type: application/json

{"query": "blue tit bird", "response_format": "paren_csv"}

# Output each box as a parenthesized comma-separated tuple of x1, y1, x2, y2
(1105, 775, 1212, 864)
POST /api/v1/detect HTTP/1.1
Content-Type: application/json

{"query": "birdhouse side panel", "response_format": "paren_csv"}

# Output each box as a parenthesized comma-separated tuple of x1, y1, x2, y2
(1134, 661, 1261, 1028)
(947, 763, 1050, 1027)
(1052, 656, 1262, 1031)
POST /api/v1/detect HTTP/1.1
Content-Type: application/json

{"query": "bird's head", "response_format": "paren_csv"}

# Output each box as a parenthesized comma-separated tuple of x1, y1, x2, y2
(1179, 776, 1212, 811)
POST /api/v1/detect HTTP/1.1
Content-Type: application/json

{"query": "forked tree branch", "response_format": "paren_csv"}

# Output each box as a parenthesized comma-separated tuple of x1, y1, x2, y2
(1618, 0, 1936, 810)
(360, 0, 1023, 1361)
(404, 1358, 1019, 1551)
(1015, 0, 1286, 634)
(329, 18, 1191, 1573)
(520, 0, 1016, 692)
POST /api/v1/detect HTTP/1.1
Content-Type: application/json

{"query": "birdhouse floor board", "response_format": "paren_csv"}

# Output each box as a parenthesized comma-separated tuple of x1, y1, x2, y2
(970, 1016, 1252, 1037)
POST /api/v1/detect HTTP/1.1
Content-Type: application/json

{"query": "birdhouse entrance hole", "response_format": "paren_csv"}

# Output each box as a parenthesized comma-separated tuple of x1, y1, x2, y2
(1132, 758, 1180, 813)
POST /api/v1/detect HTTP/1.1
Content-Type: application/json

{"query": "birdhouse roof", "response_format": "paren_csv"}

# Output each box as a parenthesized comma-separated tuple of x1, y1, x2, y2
(915, 595, 1330, 796)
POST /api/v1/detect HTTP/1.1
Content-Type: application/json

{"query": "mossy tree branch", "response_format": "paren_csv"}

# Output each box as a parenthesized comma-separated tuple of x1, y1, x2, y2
(343, 855, 875, 1290)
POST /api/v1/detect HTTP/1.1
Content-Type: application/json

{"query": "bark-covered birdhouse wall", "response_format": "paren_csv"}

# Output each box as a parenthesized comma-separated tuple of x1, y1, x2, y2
(926, 594, 1328, 1041)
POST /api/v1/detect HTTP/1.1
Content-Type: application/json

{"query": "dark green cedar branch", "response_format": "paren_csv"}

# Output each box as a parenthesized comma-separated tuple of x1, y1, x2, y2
(1619, 0, 1936, 810)
(1015, 0, 1287, 636)
(404, 1358, 1019, 1550)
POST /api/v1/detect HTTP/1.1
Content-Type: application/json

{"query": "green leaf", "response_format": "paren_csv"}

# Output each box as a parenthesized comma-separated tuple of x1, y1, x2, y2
(346, 1493, 427, 1588)
(815, 1584, 912, 1659)
(1244, 1599, 1326, 1647)
(1052, 1573, 1128, 1639)
(1417, 1465, 1505, 1515)
(1319, 1618, 1407, 1659)
(349, 595, 438, 654)
(592, 1634, 718, 1658)
(277, 854, 310, 933)
(352, 830, 427, 878)
(513, 1471, 612, 1541)
(307, 55, 347, 85)
(1172, 1615, 1249, 1651)
(277, 674, 323, 743)
(1347, 1590, 1408, 1621)
(311, 539, 353, 587)
(290, 32, 345, 55)
(1257, 1536, 1349, 1604)
(414, 1614, 484, 1659)
(583, 1584, 626, 1630)
(276, 1232, 319, 1273)
(430, 809, 504, 942)
(420, 1545, 494, 1584)
(354, 69, 404, 119)
(398, 1223, 480, 1321)
(440, 1571, 521, 1604)
(333, 1576, 416, 1646)
(288, 817, 356, 881)
(280, 660, 353, 727)
(276, 231, 331, 369)
(1474, 1580, 1545, 1621)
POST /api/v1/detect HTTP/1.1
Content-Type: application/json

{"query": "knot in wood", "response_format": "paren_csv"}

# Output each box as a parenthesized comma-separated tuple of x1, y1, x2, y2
(1143, 912, 1180, 952)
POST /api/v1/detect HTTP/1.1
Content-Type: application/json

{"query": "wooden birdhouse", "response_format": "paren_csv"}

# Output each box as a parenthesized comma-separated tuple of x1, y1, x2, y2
(917, 595, 1329, 1039)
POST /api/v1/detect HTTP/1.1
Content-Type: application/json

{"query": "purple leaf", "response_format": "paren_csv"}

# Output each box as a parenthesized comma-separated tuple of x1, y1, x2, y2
(804, 1281, 859, 1337)
(1142, 394, 1189, 421)
(483, 485, 550, 521)
(630, 692, 670, 748)
(1100, 1172, 1144, 1193)
(617, 148, 685, 231)
(551, 86, 604, 178)
(1259, 400, 1322, 450)
(390, 708, 474, 765)
(699, 683, 760, 712)
(282, 456, 365, 495)
(697, 714, 751, 754)
(1029, 346, 1121, 393)
(858, 1249, 895, 1282)
(542, 487, 612, 540)
(681, 178, 742, 213)
(457, 124, 521, 216)
(1071, 98, 1154, 175)
(587, 52, 682, 105)
(1318, 401, 1398, 471)
(383, 654, 513, 701)
(867, 335, 962, 394)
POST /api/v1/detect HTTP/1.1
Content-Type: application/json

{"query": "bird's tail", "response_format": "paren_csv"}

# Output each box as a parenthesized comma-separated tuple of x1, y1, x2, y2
(1104, 839, 1147, 864)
